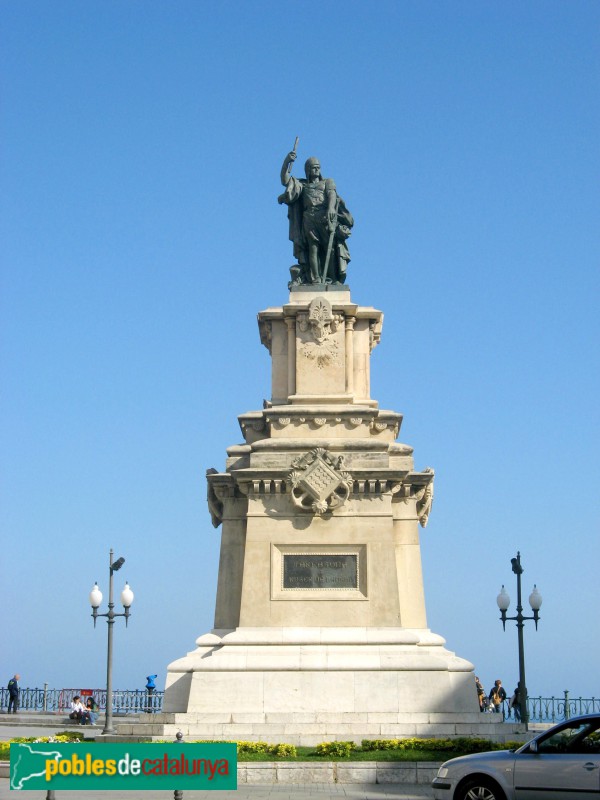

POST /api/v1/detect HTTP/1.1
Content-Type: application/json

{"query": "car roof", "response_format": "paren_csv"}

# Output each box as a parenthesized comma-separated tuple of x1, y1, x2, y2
(547, 713, 600, 725)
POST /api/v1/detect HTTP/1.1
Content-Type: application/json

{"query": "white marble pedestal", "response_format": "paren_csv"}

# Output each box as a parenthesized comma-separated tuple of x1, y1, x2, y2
(125, 288, 506, 744)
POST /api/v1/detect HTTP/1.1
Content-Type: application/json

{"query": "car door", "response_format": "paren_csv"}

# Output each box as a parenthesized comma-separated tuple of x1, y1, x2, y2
(514, 721, 600, 800)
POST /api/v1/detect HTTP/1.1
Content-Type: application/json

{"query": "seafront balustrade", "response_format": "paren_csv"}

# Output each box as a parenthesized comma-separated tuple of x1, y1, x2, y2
(502, 691, 600, 722)
(0, 686, 163, 714)
(2, 687, 598, 723)
(0, 685, 600, 722)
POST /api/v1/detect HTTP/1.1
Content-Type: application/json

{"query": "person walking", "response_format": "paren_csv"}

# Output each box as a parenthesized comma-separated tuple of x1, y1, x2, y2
(7, 674, 20, 714)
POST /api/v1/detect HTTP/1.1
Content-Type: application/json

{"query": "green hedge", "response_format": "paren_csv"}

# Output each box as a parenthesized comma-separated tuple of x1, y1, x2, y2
(1, 735, 525, 763)
(315, 741, 355, 757)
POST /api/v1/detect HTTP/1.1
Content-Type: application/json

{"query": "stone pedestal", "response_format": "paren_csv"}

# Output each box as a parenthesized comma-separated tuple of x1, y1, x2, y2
(133, 287, 507, 744)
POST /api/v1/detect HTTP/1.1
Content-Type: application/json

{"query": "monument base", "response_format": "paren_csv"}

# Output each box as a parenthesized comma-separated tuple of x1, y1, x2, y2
(117, 628, 521, 745)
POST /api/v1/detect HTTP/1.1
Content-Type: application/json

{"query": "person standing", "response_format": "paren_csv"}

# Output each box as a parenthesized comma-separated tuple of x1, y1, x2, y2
(145, 674, 157, 713)
(489, 679, 507, 714)
(475, 676, 486, 712)
(7, 674, 20, 714)
(509, 687, 521, 722)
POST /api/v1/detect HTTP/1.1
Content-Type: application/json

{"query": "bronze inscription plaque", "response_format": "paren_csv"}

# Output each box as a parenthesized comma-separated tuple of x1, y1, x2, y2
(283, 553, 358, 590)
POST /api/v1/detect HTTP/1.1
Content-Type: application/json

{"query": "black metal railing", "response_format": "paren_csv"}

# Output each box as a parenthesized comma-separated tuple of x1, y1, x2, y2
(501, 691, 600, 723)
(3, 686, 599, 724)
(0, 686, 164, 714)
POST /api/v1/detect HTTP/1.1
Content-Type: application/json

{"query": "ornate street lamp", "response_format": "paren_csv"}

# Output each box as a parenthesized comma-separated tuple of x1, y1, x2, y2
(496, 551, 542, 725)
(89, 549, 134, 735)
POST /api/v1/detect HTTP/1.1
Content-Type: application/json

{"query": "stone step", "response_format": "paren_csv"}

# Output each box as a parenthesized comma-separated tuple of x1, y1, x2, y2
(116, 716, 526, 747)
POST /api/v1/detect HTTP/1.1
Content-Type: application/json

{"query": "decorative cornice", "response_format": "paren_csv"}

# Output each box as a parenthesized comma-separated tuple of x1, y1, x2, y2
(237, 472, 408, 497)
(207, 462, 434, 524)
(238, 408, 403, 443)
(208, 464, 440, 535)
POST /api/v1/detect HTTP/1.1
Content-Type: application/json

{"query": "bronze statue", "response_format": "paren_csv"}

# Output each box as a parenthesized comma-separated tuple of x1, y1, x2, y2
(278, 143, 353, 287)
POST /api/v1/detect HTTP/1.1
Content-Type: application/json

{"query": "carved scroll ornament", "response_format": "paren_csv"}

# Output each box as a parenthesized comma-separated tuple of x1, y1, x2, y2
(415, 467, 435, 528)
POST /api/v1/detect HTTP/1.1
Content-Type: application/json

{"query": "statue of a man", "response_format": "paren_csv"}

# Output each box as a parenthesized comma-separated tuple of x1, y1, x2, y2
(278, 150, 353, 286)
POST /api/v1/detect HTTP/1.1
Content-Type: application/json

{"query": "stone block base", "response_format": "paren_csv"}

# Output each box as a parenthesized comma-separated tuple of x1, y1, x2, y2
(128, 627, 524, 745)
(117, 711, 522, 746)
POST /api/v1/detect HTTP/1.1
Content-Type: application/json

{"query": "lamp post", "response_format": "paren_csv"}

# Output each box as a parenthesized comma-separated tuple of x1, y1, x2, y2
(89, 549, 134, 735)
(496, 551, 542, 725)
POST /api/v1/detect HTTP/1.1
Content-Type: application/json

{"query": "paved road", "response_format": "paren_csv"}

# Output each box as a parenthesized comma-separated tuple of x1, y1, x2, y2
(0, 723, 97, 740)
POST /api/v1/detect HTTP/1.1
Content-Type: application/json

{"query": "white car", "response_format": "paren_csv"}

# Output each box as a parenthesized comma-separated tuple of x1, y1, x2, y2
(432, 713, 600, 800)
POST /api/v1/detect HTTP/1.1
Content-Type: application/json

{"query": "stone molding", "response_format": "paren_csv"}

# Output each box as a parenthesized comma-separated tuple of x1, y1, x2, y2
(238, 407, 403, 443)
(196, 627, 447, 646)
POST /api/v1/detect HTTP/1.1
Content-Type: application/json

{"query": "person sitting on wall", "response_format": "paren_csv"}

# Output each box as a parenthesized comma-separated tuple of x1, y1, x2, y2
(69, 695, 86, 723)
(81, 696, 99, 726)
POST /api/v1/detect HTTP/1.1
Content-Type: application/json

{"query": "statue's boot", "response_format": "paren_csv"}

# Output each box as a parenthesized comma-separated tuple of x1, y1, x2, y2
(308, 249, 321, 284)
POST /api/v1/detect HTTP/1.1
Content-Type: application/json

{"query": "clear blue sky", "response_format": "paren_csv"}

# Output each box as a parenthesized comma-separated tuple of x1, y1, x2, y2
(2, 1, 599, 701)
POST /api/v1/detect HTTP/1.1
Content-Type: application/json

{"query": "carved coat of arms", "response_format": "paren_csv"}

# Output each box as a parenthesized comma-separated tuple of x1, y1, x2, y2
(298, 297, 342, 369)
(285, 448, 353, 515)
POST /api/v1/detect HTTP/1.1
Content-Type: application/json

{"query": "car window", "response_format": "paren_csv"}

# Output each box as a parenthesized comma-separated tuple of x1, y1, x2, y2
(537, 723, 600, 755)
(574, 730, 600, 754)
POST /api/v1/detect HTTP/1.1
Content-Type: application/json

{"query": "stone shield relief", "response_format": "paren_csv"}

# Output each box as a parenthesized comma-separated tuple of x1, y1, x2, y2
(285, 448, 353, 516)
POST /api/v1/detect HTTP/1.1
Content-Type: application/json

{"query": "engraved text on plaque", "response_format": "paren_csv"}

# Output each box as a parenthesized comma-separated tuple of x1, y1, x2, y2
(282, 553, 358, 590)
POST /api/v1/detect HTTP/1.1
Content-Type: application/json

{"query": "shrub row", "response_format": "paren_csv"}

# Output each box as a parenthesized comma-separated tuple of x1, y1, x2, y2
(361, 737, 525, 753)
(143, 739, 298, 758)
(1, 735, 524, 762)
(315, 741, 355, 757)
(0, 733, 84, 759)
(235, 741, 298, 757)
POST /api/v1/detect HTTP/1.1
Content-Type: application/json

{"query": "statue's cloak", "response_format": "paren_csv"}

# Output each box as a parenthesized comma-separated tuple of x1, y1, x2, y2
(278, 176, 353, 263)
